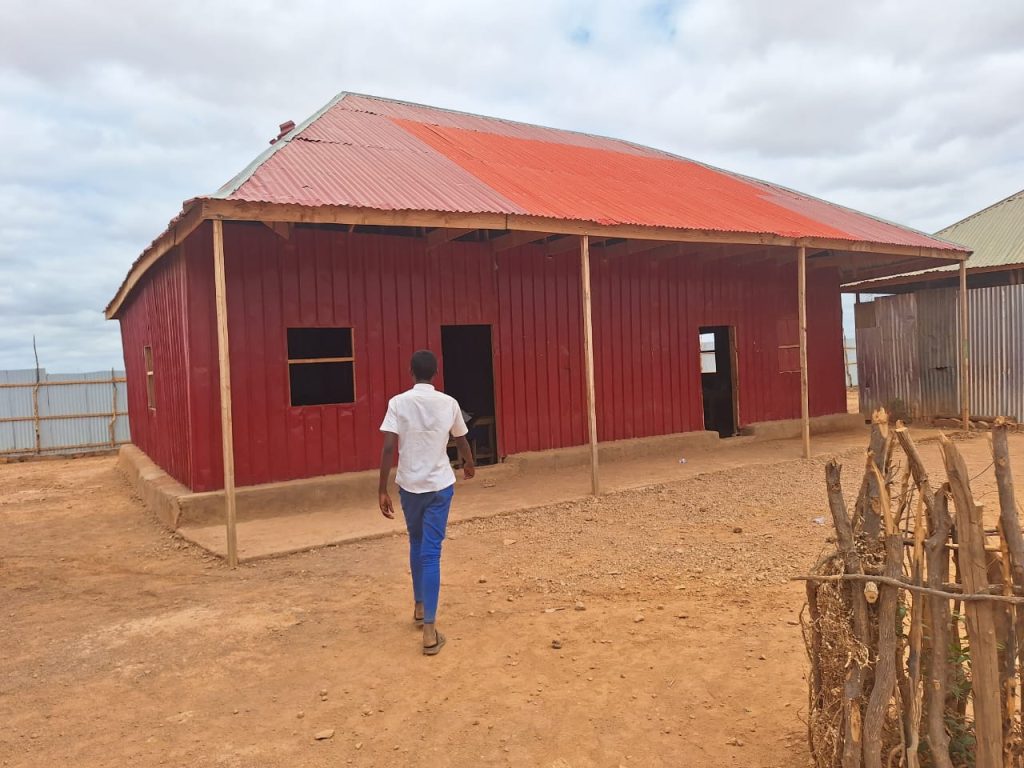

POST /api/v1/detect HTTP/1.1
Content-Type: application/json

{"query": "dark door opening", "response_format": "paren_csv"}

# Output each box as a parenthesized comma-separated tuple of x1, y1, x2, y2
(699, 326, 738, 437)
(441, 325, 498, 466)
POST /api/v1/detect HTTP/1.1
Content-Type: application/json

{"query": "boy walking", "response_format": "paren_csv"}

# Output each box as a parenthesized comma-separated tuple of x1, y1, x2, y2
(378, 350, 475, 655)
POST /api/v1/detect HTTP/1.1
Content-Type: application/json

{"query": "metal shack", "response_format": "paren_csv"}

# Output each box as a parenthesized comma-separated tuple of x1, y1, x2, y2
(848, 189, 1024, 423)
(105, 93, 966, 560)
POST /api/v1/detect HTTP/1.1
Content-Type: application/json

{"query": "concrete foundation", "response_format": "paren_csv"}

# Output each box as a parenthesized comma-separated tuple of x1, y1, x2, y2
(739, 412, 864, 440)
(119, 416, 852, 530)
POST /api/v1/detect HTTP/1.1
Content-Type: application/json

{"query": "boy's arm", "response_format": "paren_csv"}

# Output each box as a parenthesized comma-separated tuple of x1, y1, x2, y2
(454, 435, 475, 480)
(450, 405, 475, 480)
(378, 431, 397, 518)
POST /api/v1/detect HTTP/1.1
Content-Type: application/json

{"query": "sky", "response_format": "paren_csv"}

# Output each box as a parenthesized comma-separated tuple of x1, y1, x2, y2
(2, 0, 1023, 372)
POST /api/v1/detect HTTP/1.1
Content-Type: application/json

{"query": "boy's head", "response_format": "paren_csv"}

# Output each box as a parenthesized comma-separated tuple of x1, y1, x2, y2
(410, 350, 438, 382)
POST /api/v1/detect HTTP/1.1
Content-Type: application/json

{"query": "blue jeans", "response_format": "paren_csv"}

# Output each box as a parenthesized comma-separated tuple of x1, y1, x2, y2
(399, 484, 454, 625)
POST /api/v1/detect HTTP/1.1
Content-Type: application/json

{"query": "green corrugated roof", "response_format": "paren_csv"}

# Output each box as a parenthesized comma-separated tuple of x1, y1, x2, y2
(934, 188, 1024, 271)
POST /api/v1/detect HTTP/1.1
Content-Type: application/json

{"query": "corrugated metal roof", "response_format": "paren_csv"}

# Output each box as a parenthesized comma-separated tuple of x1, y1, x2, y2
(845, 189, 1024, 288)
(212, 92, 964, 250)
(936, 189, 1024, 269)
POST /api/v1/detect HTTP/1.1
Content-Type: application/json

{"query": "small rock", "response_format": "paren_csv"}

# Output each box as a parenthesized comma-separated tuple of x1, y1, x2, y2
(503, 539, 517, 546)
(355, 742, 363, 750)
(319, 689, 328, 696)
(551, 639, 562, 650)
(634, 615, 645, 623)
(758, 654, 766, 661)
(314, 729, 335, 741)
(574, 601, 586, 611)
(727, 737, 744, 747)
(732, 527, 743, 534)
(676, 614, 689, 619)
(507, 596, 514, 602)
(478, 577, 487, 584)
(296, 711, 305, 719)
(232, 709, 239, 715)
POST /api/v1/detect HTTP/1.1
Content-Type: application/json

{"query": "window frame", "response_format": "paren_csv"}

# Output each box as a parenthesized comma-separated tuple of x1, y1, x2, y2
(699, 331, 718, 374)
(285, 326, 357, 408)
(143, 344, 156, 410)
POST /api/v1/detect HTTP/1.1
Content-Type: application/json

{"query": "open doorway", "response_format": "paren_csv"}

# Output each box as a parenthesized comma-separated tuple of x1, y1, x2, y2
(441, 325, 498, 466)
(699, 326, 738, 437)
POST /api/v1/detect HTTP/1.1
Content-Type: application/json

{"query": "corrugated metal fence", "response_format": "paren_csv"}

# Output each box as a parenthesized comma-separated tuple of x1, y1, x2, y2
(855, 284, 1024, 420)
(0, 369, 129, 456)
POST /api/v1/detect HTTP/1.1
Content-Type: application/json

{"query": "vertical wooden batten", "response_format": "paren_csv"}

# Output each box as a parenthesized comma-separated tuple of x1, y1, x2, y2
(959, 261, 970, 431)
(580, 235, 600, 495)
(798, 246, 810, 459)
(212, 219, 239, 567)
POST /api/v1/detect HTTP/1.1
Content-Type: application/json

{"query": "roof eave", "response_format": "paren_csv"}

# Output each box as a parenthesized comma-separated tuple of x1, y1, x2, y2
(105, 199, 969, 319)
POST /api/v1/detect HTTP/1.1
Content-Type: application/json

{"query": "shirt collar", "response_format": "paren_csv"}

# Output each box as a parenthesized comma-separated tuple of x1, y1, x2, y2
(413, 383, 435, 391)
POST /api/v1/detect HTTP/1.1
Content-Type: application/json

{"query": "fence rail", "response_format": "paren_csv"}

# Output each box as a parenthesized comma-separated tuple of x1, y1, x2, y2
(0, 369, 129, 457)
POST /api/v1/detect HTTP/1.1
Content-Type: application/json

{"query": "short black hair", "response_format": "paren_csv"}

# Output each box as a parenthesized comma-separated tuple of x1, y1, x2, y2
(410, 349, 438, 381)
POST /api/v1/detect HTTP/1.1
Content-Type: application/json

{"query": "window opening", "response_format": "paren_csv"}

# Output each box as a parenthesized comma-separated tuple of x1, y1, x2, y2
(287, 327, 355, 406)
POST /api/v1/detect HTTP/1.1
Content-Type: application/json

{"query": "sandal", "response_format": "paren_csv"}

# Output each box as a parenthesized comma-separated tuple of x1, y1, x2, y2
(413, 613, 424, 627)
(423, 631, 446, 656)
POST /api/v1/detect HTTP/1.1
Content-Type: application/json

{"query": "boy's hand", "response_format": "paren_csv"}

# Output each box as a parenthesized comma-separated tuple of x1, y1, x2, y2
(379, 492, 395, 519)
(463, 464, 475, 480)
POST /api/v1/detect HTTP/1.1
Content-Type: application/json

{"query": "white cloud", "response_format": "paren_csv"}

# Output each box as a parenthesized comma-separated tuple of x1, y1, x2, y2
(1, 0, 1022, 370)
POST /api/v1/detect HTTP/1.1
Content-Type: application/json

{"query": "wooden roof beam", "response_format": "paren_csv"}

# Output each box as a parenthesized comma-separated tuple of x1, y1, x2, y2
(262, 221, 293, 240)
(490, 230, 550, 254)
(426, 227, 477, 249)
(106, 198, 970, 318)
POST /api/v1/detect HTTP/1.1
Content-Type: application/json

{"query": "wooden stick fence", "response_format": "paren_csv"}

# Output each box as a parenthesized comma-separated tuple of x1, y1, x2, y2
(0, 370, 127, 457)
(800, 411, 1022, 768)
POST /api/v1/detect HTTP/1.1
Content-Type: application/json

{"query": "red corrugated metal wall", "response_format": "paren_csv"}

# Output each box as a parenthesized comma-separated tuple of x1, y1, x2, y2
(121, 223, 845, 492)
(184, 223, 500, 490)
(118, 248, 193, 487)
(589, 245, 845, 441)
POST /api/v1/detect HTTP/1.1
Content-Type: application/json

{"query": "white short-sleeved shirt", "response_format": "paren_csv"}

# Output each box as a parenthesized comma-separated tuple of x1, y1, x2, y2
(379, 383, 469, 494)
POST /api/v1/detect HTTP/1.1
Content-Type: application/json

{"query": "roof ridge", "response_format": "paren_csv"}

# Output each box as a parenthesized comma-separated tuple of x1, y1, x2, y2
(336, 91, 681, 159)
(937, 187, 1024, 235)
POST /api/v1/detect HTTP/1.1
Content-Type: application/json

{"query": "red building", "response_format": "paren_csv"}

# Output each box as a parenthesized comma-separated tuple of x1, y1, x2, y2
(107, 93, 966, 498)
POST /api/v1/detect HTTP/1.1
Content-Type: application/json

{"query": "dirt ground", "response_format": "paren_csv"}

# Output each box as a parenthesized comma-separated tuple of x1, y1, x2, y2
(2, 430, 1020, 768)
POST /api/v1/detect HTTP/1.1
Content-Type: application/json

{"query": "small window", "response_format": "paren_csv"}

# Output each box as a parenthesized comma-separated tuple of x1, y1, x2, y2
(287, 327, 355, 406)
(144, 345, 156, 409)
(778, 344, 800, 374)
(699, 332, 717, 374)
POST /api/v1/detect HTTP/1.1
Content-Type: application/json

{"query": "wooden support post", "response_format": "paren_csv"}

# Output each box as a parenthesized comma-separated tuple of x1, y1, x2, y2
(580, 235, 600, 496)
(798, 246, 810, 459)
(960, 261, 969, 431)
(31, 380, 41, 456)
(109, 367, 118, 448)
(212, 219, 239, 567)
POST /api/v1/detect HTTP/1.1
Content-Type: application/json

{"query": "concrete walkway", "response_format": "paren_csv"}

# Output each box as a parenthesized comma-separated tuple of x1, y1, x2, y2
(177, 427, 898, 562)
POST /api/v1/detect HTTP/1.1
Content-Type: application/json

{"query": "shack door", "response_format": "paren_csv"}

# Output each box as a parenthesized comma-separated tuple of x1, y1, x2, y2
(440, 325, 498, 465)
(699, 326, 739, 437)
